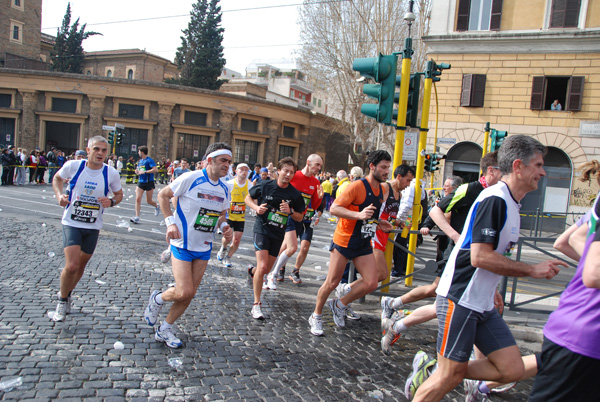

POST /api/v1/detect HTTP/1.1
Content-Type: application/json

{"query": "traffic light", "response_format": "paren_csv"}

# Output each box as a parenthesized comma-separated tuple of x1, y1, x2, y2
(108, 132, 115, 145)
(424, 153, 433, 172)
(116, 132, 123, 146)
(405, 73, 421, 128)
(430, 153, 444, 172)
(429, 61, 451, 82)
(353, 53, 398, 125)
(490, 129, 508, 152)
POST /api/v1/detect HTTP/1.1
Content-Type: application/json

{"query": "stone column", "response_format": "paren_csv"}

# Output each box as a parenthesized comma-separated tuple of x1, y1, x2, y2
(19, 90, 38, 150)
(218, 111, 236, 146)
(265, 119, 281, 163)
(88, 96, 106, 139)
(298, 126, 310, 162)
(156, 102, 175, 160)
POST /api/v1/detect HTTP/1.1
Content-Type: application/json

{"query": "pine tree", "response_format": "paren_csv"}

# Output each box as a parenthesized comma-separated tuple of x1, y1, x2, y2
(50, 3, 100, 74)
(171, 0, 226, 90)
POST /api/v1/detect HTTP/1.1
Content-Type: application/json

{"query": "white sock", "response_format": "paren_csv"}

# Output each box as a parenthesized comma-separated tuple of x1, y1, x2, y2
(160, 321, 172, 331)
(271, 252, 290, 275)
(390, 297, 404, 310)
(312, 313, 322, 319)
(336, 299, 347, 309)
(154, 292, 164, 305)
(393, 319, 408, 333)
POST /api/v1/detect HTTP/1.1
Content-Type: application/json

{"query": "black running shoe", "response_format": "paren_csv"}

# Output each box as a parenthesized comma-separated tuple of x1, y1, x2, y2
(289, 269, 302, 284)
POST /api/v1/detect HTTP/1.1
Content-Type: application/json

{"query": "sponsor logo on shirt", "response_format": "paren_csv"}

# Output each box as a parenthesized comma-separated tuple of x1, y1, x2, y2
(481, 228, 497, 237)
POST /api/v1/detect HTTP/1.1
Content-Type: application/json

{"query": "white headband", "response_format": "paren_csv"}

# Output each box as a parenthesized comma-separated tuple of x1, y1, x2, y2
(207, 149, 232, 159)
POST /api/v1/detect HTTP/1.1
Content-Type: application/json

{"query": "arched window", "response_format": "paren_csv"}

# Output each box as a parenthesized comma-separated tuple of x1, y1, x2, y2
(127, 69, 134, 79)
(107, 70, 113, 78)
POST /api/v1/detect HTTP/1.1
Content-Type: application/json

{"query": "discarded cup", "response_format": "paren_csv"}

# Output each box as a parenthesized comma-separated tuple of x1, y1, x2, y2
(47, 311, 55, 319)
(315, 266, 322, 270)
(127, 228, 133, 232)
(95, 280, 106, 285)
(116, 220, 130, 228)
(0, 377, 22, 392)
(167, 357, 183, 370)
(113, 341, 124, 350)
(151, 228, 162, 234)
(315, 275, 326, 281)
(47, 252, 55, 257)
(42, 223, 47, 227)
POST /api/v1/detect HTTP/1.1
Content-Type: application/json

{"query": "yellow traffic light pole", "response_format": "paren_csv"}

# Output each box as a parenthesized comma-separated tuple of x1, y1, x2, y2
(482, 121, 490, 158)
(404, 73, 432, 286)
(392, 42, 413, 169)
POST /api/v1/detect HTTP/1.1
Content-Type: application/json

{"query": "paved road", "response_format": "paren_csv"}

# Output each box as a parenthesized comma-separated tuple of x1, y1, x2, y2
(0, 183, 553, 401)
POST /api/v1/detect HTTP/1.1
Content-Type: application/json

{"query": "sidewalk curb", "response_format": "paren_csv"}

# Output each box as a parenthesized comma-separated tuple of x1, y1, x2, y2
(509, 324, 544, 343)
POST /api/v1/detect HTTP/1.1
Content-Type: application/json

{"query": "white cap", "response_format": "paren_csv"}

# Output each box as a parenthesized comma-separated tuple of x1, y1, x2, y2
(173, 160, 180, 164)
(236, 163, 249, 170)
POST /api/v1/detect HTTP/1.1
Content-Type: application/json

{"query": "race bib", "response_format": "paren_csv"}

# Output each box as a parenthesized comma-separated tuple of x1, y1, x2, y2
(361, 219, 378, 239)
(303, 208, 315, 221)
(230, 202, 246, 215)
(267, 209, 288, 229)
(301, 192, 311, 209)
(71, 200, 100, 223)
(194, 208, 220, 232)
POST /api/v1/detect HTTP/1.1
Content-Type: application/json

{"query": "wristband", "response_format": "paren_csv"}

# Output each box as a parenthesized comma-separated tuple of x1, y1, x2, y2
(220, 221, 228, 231)
(110, 198, 116, 207)
(165, 216, 176, 226)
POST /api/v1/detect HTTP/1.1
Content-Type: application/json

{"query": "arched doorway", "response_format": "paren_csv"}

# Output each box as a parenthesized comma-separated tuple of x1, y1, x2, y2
(521, 146, 572, 232)
(445, 141, 483, 183)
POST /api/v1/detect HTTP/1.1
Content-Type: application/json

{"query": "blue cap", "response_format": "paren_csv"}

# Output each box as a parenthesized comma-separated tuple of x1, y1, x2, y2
(260, 167, 268, 173)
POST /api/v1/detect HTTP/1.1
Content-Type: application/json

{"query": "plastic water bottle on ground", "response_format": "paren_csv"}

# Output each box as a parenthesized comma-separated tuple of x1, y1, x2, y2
(0, 377, 22, 392)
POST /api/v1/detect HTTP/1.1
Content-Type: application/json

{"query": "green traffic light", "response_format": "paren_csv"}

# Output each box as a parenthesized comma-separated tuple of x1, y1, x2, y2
(353, 53, 398, 125)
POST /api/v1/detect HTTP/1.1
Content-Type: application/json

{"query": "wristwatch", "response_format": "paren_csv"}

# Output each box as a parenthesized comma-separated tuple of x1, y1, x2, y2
(110, 198, 116, 207)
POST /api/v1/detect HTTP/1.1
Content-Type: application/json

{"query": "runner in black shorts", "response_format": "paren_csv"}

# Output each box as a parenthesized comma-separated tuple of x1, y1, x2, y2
(245, 157, 305, 320)
(130, 145, 160, 224)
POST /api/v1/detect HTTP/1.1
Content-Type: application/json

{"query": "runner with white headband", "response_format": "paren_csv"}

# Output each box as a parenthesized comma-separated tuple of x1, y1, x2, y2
(143, 142, 233, 348)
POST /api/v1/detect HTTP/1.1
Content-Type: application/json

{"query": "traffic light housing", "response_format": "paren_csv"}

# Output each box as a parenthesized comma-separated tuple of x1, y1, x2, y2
(108, 132, 115, 145)
(490, 129, 508, 152)
(406, 73, 421, 128)
(353, 53, 398, 125)
(424, 153, 444, 172)
(429, 61, 451, 82)
(115, 132, 123, 146)
(424, 153, 433, 172)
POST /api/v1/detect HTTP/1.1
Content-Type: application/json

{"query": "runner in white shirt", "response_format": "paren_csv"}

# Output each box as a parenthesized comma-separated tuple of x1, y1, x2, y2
(144, 142, 233, 348)
(51, 136, 123, 322)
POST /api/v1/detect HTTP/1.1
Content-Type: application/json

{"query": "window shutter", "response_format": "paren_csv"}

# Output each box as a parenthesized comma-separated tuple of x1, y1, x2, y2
(461, 74, 473, 106)
(456, 0, 471, 31)
(565, 0, 582, 27)
(490, 0, 503, 30)
(471, 75, 487, 107)
(566, 76, 584, 111)
(530, 77, 545, 110)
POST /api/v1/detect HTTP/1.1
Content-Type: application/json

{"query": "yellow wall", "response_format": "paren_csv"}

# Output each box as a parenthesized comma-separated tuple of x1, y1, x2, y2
(428, 52, 600, 128)
(500, 0, 545, 30)
(587, 0, 600, 28)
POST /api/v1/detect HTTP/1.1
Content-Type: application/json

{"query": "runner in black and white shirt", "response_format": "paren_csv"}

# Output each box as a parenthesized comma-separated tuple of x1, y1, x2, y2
(51, 136, 123, 322)
(245, 157, 305, 320)
(143, 142, 233, 348)
(410, 135, 566, 402)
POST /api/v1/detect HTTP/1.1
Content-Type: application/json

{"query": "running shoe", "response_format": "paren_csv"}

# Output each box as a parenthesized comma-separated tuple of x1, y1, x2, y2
(326, 298, 346, 328)
(216, 247, 226, 261)
(144, 290, 163, 326)
(308, 314, 323, 336)
(490, 382, 516, 394)
(380, 296, 395, 323)
(381, 317, 401, 356)
(160, 248, 171, 264)
(335, 282, 351, 299)
(405, 351, 437, 400)
(222, 256, 232, 267)
(265, 273, 277, 290)
(53, 300, 67, 322)
(56, 291, 72, 315)
(464, 379, 489, 402)
(289, 269, 302, 284)
(345, 306, 361, 320)
(251, 303, 264, 320)
(130, 216, 140, 224)
(276, 266, 285, 282)
(154, 203, 160, 216)
(154, 324, 183, 348)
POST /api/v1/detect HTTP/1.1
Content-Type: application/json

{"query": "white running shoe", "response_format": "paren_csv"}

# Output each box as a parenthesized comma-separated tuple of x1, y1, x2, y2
(265, 273, 277, 290)
(251, 303, 264, 320)
(222, 256, 232, 267)
(381, 317, 401, 356)
(405, 351, 437, 400)
(130, 216, 140, 224)
(345, 306, 361, 320)
(335, 282, 351, 299)
(53, 300, 67, 322)
(160, 248, 171, 264)
(326, 298, 346, 328)
(56, 292, 72, 315)
(308, 314, 323, 336)
(144, 290, 163, 326)
(154, 203, 160, 216)
(381, 296, 395, 329)
(216, 247, 226, 261)
(154, 323, 182, 348)
(464, 379, 489, 402)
